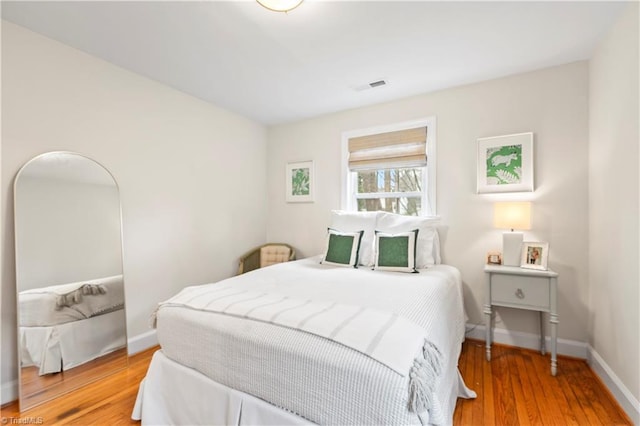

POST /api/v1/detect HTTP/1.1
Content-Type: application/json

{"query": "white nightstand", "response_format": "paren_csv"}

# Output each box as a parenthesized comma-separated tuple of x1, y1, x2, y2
(484, 264, 559, 376)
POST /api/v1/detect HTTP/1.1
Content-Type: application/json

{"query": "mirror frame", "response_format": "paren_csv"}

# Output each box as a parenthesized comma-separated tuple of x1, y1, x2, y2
(14, 151, 128, 411)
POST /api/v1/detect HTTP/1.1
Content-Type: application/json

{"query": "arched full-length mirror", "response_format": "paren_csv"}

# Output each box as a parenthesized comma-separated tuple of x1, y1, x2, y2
(14, 152, 127, 411)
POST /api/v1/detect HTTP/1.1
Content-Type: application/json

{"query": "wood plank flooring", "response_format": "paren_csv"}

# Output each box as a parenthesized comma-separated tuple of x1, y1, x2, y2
(1, 340, 631, 425)
(1, 347, 153, 425)
(20, 348, 128, 411)
(455, 339, 632, 425)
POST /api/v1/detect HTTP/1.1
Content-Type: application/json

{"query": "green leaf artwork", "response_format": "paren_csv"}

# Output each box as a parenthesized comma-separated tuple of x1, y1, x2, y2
(291, 168, 310, 196)
(486, 144, 522, 185)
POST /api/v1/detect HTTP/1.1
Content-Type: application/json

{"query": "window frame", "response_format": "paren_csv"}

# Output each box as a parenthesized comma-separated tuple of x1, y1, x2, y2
(341, 117, 437, 216)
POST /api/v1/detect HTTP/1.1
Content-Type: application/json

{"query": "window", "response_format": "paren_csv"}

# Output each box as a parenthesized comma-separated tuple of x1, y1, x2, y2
(342, 118, 436, 216)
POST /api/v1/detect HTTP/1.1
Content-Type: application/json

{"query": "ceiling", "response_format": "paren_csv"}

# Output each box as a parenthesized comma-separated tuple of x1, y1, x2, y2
(2, 1, 627, 125)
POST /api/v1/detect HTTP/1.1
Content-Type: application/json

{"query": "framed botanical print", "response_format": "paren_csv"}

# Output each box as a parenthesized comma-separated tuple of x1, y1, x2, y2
(477, 132, 534, 194)
(286, 161, 314, 203)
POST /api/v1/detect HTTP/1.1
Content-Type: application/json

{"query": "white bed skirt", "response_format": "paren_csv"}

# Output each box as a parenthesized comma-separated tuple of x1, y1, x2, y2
(20, 308, 127, 375)
(132, 350, 313, 425)
(132, 350, 475, 426)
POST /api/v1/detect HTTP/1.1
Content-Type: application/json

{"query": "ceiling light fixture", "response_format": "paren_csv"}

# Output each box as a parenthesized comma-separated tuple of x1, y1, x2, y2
(257, 0, 303, 13)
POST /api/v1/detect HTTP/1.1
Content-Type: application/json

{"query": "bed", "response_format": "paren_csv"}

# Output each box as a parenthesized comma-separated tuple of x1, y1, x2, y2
(19, 275, 126, 375)
(133, 212, 476, 425)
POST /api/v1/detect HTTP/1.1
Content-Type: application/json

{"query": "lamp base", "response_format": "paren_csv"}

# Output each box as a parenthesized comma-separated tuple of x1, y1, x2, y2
(503, 232, 523, 266)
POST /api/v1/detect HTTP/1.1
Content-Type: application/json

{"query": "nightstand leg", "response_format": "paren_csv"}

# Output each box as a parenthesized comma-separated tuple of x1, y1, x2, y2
(540, 311, 546, 355)
(484, 304, 492, 361)
(550, 276, 558, 376)
(550, 312, 558, 376)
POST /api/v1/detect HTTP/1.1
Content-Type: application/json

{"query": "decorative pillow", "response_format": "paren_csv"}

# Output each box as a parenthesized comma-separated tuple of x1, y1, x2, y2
(330, 210, 379, 266)
(376, 212, 440, 268)
(373, 230, 419, 273)
(321, 228, 364, 268)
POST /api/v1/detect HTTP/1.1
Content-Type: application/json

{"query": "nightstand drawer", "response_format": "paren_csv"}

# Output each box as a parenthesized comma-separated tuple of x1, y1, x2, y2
(491, 275, 550, 310)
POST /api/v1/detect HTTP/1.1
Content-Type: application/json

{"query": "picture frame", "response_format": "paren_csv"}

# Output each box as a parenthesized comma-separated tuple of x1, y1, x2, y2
(486, 251, 502, 265)
(520, 241, 549, 270)
(477, 132, 534, 194)
(286, 160, 314, 203)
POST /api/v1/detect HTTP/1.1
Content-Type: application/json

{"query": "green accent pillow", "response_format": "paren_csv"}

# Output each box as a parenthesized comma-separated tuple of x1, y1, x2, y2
(321, 229, 364, 267)
(374, 229, 419, 273)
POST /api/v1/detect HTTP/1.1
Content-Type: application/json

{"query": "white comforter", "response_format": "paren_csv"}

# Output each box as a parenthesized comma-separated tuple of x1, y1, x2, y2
(155, 258, 473, 425)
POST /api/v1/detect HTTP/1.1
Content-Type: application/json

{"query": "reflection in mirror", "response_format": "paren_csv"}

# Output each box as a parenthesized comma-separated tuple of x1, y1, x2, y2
(14, 152, 127, 411)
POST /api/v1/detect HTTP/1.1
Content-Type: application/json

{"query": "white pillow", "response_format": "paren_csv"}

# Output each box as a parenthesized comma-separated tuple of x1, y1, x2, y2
(330, 210, 379, 266)
(376, 212, 440, 268)
(433, 228, 442, 264)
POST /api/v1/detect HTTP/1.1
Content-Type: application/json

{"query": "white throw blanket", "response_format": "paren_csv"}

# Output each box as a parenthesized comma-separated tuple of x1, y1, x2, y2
(19, 275, 124, 327)
(153, 284, 442, 414)
(54, 283, 106, 309)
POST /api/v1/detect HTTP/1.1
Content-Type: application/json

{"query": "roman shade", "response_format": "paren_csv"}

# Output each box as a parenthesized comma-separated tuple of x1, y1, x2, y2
(348, 127, 427, 170)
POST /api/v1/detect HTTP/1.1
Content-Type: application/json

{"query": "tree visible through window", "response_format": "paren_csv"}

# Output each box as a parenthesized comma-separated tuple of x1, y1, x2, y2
(356, 167, 423, 216)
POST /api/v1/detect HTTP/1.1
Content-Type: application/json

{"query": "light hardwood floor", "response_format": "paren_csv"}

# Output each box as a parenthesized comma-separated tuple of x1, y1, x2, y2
(1, 347, 152, 425)
(455, 340, 631, 425)
(1, 340, 631, 425)
(20, 348, 128, 411)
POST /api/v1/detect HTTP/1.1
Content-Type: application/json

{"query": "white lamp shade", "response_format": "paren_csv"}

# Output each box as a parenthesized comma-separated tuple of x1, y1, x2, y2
(494, 201, 531, 230)
(257, 0, 303, 12)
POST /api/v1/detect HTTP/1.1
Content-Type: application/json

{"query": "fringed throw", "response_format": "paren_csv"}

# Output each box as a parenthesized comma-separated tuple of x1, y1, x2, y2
(150, 305, 159, 328)
(152, 287, 430, 375)
(408, 339, 442, 414)
(55, 284, 106, 309)
(154, 284, 446, 417)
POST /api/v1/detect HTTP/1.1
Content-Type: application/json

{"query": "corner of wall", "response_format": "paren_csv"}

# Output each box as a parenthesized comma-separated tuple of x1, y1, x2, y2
(587, 1, 640, 419)
(587, 345, 640, 424)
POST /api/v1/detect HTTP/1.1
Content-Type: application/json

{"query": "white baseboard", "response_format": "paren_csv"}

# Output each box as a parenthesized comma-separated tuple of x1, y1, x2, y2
(587, 345, 640, 424)
(127, 329, 158, 355)
(0, 330, 158, 406)
(465, 322, 588, 359)
(1, 379, 18, 405)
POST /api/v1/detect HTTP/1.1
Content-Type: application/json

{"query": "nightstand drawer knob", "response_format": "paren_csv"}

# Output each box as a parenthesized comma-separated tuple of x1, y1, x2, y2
(515, 288, 525, 299)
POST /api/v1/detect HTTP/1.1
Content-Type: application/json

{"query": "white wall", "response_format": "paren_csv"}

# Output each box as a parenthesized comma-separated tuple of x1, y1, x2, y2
(2, 7, 636, 415)
(15, 177, 122, 291)
(588, 2, 639, 419)
(267, 62, 590, 345)
(1, 22, 267, 399)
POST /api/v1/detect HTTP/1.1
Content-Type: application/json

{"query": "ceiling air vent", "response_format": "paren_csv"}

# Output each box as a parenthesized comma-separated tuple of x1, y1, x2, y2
(353, 79, 389, 92)
(369, 80, 386, 88)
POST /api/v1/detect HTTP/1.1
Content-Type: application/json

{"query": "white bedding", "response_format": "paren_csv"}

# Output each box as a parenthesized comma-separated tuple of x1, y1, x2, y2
(150, 257, 475, 425)
(155, 286, 438, 376)
(19, 275, 124, 327)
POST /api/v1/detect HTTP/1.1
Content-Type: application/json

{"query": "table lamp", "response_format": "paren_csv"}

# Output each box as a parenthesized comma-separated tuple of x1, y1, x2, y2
(494, 201, 531, 266)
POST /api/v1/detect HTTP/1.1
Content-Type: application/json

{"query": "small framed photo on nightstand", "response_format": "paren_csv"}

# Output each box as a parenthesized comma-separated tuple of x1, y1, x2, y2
(520, 242, 549, 270)
(486, 251, 502, 265)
